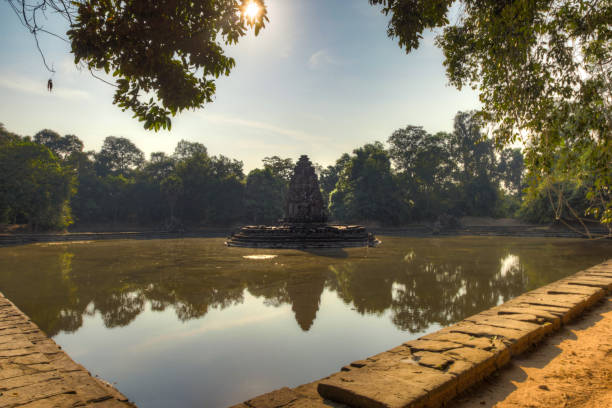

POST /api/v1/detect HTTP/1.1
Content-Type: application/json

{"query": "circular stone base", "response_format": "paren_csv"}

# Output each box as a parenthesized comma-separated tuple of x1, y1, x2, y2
(225, 224, 379, 249)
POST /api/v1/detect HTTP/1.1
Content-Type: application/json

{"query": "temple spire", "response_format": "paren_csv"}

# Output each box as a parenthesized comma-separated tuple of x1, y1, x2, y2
(283, 155, 327, 224)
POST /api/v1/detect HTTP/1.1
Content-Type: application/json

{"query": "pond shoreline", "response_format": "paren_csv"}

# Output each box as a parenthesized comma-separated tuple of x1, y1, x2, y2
(0, 224, 609, 247)
(232, 259, 612, 408)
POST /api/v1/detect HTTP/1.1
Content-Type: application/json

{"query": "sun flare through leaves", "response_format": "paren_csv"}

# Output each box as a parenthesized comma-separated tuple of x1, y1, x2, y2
(242, 1, 262, 22)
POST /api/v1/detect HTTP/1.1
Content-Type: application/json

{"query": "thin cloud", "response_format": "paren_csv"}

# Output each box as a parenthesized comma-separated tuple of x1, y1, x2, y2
(204, 113, 324, 142)
(308, 49, 342, 70)
(132, 308, 289, 351)
(0, 73, 90, 100)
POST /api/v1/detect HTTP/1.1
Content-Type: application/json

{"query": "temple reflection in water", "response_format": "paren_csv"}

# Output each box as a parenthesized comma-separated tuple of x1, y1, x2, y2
(1, 236, 608, 338)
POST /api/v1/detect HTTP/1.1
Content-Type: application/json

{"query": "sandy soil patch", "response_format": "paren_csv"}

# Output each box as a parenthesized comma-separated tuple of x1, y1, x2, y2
(453, 297, 612, 408)
(459, 217, 533, 227)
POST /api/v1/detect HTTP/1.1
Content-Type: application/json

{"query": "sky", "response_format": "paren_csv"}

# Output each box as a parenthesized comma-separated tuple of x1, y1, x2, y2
(0, 0, 480, 171)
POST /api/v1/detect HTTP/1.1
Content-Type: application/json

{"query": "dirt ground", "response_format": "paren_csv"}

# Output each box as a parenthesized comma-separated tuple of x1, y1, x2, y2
(459, 217, 532, 227)
(453, 296, 612, 408)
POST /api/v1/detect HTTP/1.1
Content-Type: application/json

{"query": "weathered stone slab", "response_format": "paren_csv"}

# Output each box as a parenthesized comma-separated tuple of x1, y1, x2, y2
(443, 347, 498, 392)
(16, 393, 87, 408)
(243, 387, 300, 408)
(421, 331, 495, 350)
(0, 339, 34, 351)
(519, 293, 588, 308)
(403, 339, 463, 353)
(464, 315, 553, 347)
(484, 311, 546, 324)
(318, 365, 454, 408)
(47, 353, 86, 372)
(449, 322, 525, 342)
(0, 370, 62, 390)
(0, 377, 70, 406)
(566, 277, 612, 290)
(0, 360, 55, 381)
(11, 352, 49, 365)
(0, 333, 29, 345)
(464, 315, 541, 332)
(494, 306, 561, 329)
(545, 283, 604, 296)
(412, 351, 454, 370)
(285, 398, 334, 408)
(349, 359, 369, 368)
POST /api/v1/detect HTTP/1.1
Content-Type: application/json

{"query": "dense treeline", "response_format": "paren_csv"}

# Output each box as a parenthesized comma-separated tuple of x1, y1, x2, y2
(0, 111, 598, 231)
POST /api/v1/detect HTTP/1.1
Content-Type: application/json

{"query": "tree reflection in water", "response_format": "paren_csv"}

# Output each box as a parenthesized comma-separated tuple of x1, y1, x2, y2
(0, 237, 609, 337)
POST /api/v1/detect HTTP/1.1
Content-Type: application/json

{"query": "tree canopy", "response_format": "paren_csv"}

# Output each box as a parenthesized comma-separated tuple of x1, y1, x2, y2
(9, 0, 268, 130)
(6, 0, 611, 225)
(371, 0, 611, 225)
(3, 114, 609, 234)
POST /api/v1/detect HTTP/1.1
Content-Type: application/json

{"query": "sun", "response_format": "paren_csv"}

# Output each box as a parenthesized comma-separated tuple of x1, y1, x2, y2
(243, 1, 261, 21)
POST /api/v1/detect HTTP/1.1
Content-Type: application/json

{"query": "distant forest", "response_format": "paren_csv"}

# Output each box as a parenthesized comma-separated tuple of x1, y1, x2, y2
(0, 111, 594, 231)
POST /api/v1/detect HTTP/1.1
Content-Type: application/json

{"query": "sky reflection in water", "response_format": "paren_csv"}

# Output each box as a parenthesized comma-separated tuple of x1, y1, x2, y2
(0, 236, 610, 407)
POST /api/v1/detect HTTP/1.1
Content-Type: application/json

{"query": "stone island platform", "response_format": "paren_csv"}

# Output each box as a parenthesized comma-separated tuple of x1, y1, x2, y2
(226, 224, 379, 248)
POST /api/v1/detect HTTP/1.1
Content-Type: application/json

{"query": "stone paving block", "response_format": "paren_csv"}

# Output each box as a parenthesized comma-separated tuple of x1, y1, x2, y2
(505, 302, 569, 320)
(0, 327, 26, 337)
(466, 315, 553, 346)
(47, 353, 86, 372)
(318, 367, 436, 408)
(449, 322, 531, 355)
(449, 322, 525, 343)
(11, 392, 87, 408)
(0, 333, 29, 345)
(293, 381, 324, 401)
(583, 272, 612, 279)
(412, 351, 454, 370)
(0, 377, 71, 406)
(285, 397, 336, 407)
(0, 370, 62, 391)
(0, 315, 28, 324)
(0, 310, 23, 319)
(545, 283, 604, 297)
(566, 276, 612, 290)
(421, 332, 494, 351)
(444, 347, 497, 381)
(486, 311, 546, 325)
(0, 339, 33, 351)
(66, 372, 128, 404)
(86, 399, 137, 407)
(403, 340, 463, 353)
(445, 359, 478, 394)
(243, 386, 300, 408)
(520, 292, 588, 308)
(464, 315, 541, 332)
(349, 359, 369, 368)
(11, 352, 49, 365)
(494, 306, 561, 329)
(511, 296, 583, 323)
(34, 339, 62, 355)
(0, 362, 46, 381)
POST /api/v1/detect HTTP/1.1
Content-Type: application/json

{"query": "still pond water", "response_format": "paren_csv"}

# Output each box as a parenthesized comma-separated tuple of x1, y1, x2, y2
(0, 236, 610, 407)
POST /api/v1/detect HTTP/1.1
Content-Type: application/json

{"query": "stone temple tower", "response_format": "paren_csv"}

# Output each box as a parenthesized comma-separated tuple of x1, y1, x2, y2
(283, 155, 327, 224)
(225, 154, 378, 248)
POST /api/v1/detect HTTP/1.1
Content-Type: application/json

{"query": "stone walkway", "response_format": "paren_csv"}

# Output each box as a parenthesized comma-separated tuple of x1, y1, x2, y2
(0, 293, 134, 408)
(232, 259, 612, 408)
